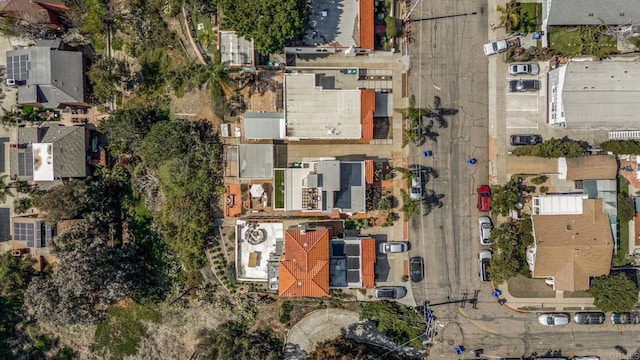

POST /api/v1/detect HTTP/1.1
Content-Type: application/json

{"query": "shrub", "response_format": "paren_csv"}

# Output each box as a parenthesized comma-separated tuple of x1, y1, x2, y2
(377, 197, 393, 210)
(539, 186, 549, 193)
(600, 140, 640, 155)
(279, 301, 294, 324)
(530, 176, 547, 185)
(512, 138, 587, 158)
(385, 16, 397, 39)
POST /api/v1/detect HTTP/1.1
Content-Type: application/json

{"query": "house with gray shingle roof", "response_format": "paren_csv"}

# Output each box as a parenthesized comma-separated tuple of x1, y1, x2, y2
(6, 39, 88, 109)
(9, 125, 88, 182)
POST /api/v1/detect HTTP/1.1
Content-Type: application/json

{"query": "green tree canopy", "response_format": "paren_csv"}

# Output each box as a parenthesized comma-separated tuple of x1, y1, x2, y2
(600, 140, 640, 155)
(196, 321, 283, 360)
(218, 0, 308, 54)
(310, 335, 409, 360)
(489, 180, 521, 217)
(591, 273, 638, 312)
(99, 108, 169, 157)
(358, 301, 426, 348)
(34, 180, 89, 223)
(511, 138, 587, 158)
(88, 56, 130, 104)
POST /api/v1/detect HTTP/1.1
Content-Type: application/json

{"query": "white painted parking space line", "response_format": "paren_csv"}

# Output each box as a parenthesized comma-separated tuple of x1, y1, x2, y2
(505, 94, 539, 112)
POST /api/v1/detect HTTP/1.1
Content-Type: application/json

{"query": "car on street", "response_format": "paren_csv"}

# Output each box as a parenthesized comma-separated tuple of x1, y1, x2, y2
(478, 249, 492, 282)
(378, 241, 409, 254)
(510, 134, 543, 146)
(611, 312, 640, 324)
(410, 172, 423, 200)
(508, 63, 540, 75)
(478, 216, 493, 245)
(538, 313, 570, 326)
(477, 185, 491, 212)
(374, 286, 407, 299)
(410, 256, 424, 282)
(508, 79, 541, 92)
(573, 312, 605, 325)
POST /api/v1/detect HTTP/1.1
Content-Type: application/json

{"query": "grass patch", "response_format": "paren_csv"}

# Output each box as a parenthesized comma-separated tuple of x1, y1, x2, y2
(274, 169, 284, 209)
(94, 301, 161, 360)
(516, 2, 541, 33)
(549, 26, 617, 57)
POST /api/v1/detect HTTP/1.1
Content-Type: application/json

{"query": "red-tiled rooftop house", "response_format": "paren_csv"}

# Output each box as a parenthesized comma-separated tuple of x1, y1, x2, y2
(279, 228, 330, 297)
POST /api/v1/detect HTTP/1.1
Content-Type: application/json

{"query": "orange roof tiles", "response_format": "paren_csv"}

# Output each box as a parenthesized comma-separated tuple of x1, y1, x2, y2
(358, 0, 375, 49)
(224, 185, 242, 219)
(360, 89, 375, 141)
(361, 238, 376, 289)
(364, 160, 374, 185)
(279, 228, 330, 297)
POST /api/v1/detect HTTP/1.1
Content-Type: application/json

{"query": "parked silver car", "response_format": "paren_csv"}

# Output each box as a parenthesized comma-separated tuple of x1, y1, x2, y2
(611, 312, 640, 324)
(538, 313, 569, 326)
(374, 286, 407, 299)
(410, 172, 423, 200)
(508, 63, 540, 75)
(478, 216, 493, 245)
(378, 241, 409, 254)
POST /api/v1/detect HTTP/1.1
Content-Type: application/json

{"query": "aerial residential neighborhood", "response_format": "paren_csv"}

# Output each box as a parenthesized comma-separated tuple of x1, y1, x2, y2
(1, 0, 640, 359)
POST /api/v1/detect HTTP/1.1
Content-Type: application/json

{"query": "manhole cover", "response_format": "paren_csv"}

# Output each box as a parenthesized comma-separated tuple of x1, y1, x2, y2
(447, 339, 454, 346)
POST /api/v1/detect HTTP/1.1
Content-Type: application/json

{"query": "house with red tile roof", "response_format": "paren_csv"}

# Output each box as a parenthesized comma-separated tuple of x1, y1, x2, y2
(279, 228, 331, 297)
(0, 0, 67, 29)
(277, 226, 377, 297)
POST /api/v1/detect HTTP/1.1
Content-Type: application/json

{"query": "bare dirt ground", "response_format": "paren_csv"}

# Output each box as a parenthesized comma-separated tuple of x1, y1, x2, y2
(169, 87, 221, 126)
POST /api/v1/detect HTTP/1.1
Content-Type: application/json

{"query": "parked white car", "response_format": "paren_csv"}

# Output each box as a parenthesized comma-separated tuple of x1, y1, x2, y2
(538, 313, 569, 326)
(378, 241, 409, 254)
(478, 216, 493, 245)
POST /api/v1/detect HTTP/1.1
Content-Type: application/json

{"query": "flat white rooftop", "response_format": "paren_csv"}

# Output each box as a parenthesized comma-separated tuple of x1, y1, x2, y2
(284, 73, 361, 140)
(236, 220, 283, 281)
(532, 193, 585, 215)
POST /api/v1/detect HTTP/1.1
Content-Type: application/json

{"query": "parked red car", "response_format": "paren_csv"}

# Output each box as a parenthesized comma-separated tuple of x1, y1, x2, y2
(477, 185, 491, 212)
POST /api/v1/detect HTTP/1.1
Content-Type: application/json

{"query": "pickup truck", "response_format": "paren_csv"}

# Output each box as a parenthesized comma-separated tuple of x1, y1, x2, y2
(483, 37, 520, 56)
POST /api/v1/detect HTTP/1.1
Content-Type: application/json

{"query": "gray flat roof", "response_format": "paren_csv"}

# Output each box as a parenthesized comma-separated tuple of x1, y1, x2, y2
(547, 0, 640, 25)
(238, 144, 274, 179)
(561, 61, 640, 130)
(244, 112, 285, 139)
(301, 0, 359, 46)
(219, 31, 254, 66)
(284, 73, 361, 139)
(374, 93, 392, 117)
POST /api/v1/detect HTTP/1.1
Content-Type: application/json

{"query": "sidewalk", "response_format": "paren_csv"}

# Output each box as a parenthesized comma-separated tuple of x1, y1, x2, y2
(494, 281, 595, 312)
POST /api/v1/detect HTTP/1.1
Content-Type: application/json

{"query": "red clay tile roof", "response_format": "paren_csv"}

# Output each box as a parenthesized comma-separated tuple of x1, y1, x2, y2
(635, 214, 640, 246)
(364, 160, 374, 185)
(358, 0, 374, 49)
(279, 228, 330, 297)
(224, 185, 242, 219)
(360, 89, 375, 141)
(361, 238, 376, 289)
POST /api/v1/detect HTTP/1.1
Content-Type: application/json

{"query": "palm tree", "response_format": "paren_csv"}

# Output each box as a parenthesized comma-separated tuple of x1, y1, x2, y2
(394, 167, 418, 189)
(399, 189, 421, 219)
(496, 0, 521, 32)
(0, 175, 14, 203)
(209, 61, 241, 99)
(198, 28, 217, 52)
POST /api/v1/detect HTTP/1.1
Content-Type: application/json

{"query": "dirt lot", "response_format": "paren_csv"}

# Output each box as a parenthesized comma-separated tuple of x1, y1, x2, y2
(170, 87, 220, 126)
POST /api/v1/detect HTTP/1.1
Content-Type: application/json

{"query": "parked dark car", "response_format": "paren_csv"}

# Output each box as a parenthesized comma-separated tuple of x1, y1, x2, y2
(611, 312, 640, 324)
(478, 249, 492, 282)
(410, 256, 424, 282)
(573, 312, 605, 325)
(510, 134, 543, 146)
(508, 79, 540, 92)
(374, 286, 407, 299)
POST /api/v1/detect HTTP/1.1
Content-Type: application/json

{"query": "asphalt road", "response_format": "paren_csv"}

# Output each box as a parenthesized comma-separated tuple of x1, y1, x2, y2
(404, 0, 640, 358)
(406, 0, 489, 311)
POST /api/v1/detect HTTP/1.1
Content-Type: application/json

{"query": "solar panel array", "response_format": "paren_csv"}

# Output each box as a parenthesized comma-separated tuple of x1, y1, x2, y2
(39, 222, 52, 248)
(6, 54, 29, 81)
(13, 222, 34, 246)
(18, 150, 33, 177)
